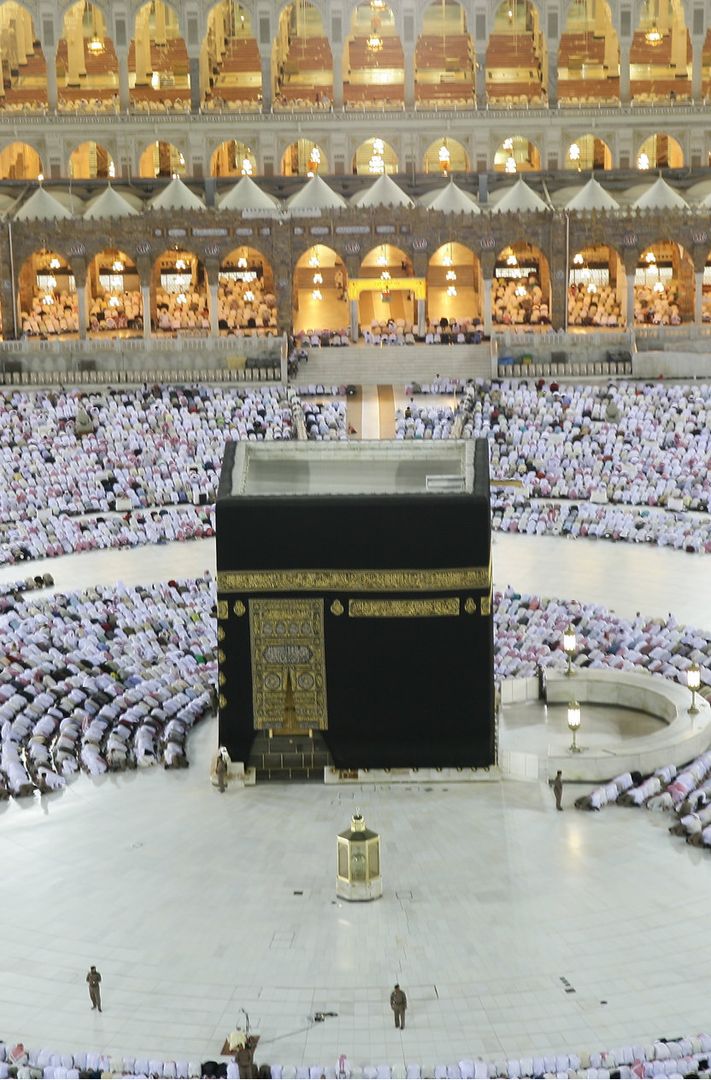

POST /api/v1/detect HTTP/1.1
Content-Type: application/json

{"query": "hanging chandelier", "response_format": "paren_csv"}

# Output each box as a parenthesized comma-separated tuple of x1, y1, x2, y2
(439, 143, 450, 174)
(86, 2, 104, 54)
(645, 23, 663, 45)
(367, 21, 383, 52)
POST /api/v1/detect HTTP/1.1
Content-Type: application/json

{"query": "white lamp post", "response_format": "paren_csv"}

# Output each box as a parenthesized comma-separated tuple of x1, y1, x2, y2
(567, 700, 582, 753)
(563, 624, 576, 676)
(687, 663, 701, 715)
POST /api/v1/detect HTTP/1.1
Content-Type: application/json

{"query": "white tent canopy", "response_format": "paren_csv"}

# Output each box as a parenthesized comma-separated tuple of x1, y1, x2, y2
(565, 177, 620, 212)
(420, 178, 480, 215)
(633, 176, 688, 211)
(218, 175, 281, 213)
(14, 186, 73, 222)
(351, 173, 414, 209)
(149, 176, 205, 212)
(287, 174, 347, 212)
(490, 177, 549, 214)
(83, 184, 140, 220)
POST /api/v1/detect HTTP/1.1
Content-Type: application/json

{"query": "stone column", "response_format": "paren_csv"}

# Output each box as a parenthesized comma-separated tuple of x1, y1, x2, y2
(350, 297, 358, 340)
(142, 284, 151, 338)
(692, 37, 704, 101)
(482, 277, 493, 335)
(189, 55, 201, 111)
(695, 269, 704, 325)
(67, 11, 86, 84)
(45, 44, 58, 111)
(117, 48, 129, 110)
(417, 296, 426, 336)
(625, 270, 635, 329)
(134, 11, 152, 84)
(153, 1, 167, 45)
(404, 49, 415, 108)
(74, 273, 88, 340)
(260, 52, 272, 109)
(546, 39, 558, 107)
(209, 280, 220, 337)
(475, 52, 486, 108)
(332, 48, 343, 108)
(619, 39, 631, 104)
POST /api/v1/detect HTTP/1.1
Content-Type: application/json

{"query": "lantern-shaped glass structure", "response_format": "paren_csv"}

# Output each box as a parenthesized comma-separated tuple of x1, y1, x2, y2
(336, 812, 382, 901)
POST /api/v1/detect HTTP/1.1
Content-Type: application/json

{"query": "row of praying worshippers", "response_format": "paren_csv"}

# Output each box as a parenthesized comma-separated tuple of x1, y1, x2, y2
(302, 399, 348, 440)
(0, 385, 293, 525)
(489, 492, 711, 553)
(294, 329, 352, 348)
(0, 577, 216, 800)
(454, 378, 711, 512)
(492, 585, 711, 689)
(21, 293, 80, 337)
(217, 277, 277, 334)
(395, 403, 457, 440)
(3, 1036, 711, 1079)
(423, 318, 485, 345)
(0, 507, 215, 566)
(576, 754, 711, 853)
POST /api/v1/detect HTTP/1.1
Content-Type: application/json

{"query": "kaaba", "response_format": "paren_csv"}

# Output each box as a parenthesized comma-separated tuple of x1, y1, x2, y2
(216, 439, 495, 772)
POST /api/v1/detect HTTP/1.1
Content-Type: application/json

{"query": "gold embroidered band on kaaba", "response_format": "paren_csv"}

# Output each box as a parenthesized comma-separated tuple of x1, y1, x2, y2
(349, 598, 460, 618)
(217, 565, 490, 594)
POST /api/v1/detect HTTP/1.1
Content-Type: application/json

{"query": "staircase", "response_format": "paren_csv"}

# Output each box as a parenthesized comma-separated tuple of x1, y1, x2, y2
(297, 344, 494, 386)
(248, 730, 333, 782)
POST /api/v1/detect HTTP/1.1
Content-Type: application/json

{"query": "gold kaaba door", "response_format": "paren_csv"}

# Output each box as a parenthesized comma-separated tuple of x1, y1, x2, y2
(249, 598, 328, 732)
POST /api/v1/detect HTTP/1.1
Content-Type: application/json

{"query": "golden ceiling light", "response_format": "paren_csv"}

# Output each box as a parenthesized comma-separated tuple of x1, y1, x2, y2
(645, 23, 664, 45)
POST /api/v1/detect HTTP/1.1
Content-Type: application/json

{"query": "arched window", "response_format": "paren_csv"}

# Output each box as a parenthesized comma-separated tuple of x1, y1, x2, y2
(57, 1, 118, 113)
(344, 2, 404, 108)
(415, 1, 474, 107)
(203, 2, 261, 110)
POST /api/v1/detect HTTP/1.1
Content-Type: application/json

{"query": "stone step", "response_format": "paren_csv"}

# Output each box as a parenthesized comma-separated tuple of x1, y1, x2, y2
(255, 766, 324, 782)
(248, 730, 333, 782)
(297, 344, 493, 387)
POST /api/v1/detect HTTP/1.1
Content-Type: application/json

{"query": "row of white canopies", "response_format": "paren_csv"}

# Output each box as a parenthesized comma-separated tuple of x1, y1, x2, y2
(5, 171, 710, 222)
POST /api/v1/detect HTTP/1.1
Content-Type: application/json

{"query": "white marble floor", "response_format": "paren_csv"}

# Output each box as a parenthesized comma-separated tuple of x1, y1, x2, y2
(500, 701, 665, 756)
(1, 388, 711, 1071)
(0, 531, 710, 1069)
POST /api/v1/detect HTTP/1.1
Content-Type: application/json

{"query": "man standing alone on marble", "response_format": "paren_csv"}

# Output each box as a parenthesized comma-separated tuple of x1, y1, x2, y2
(552, 770, 564, 811)
(390, 983, 407, 1029)
(86, 965, 102, 1011)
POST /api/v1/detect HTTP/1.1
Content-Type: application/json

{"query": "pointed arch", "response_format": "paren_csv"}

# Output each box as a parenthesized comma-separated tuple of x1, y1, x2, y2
(18, 248, 79, 336)
(293, 243, 348, 335)
(151, 247, 209, 334)
(0, 2, 47, 110)
(218, 246, 277, 335)
(344, 1, 404, 108)
(630, 0, 690, 102)
(558, 0, 620, 104)
(87, 248, 143, 335)
(57, 1, 118, 113)
(68, 140, 114, 179)
(130, 1, 190, 113)
(568, 243, 625, 327)
(415, 0, 474, 107)
(493, 242, 551, 325)
(635, 240, 692, 323)
(486, 0, 546, 106)
(272, 1, 332, 108)
(203, 1, 261, 110)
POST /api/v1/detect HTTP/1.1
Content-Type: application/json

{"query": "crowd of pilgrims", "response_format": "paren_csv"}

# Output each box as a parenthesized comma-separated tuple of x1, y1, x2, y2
(0, 577, 216, 800)
(2, 576, 711, 801)
(3, 1034, 711, 1078)
(0, 378, 710, 567)
(577, 752, 711, 852)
